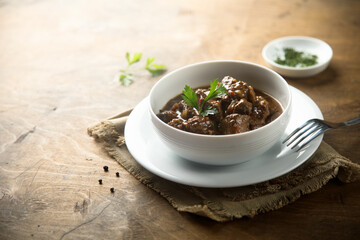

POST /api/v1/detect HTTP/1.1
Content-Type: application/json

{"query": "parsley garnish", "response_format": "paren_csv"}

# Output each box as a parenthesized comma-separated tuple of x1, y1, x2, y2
(181, 79, 227, 117)
(119, 52, 167, 86)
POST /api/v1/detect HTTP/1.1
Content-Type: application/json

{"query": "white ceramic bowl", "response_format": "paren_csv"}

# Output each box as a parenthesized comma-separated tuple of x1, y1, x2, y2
(149, 60, 292, 165)
(262, 36, 333, 78)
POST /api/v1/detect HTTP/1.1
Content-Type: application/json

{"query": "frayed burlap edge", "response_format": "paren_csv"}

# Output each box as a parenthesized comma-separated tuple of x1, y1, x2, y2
(88, 118, 360, 222)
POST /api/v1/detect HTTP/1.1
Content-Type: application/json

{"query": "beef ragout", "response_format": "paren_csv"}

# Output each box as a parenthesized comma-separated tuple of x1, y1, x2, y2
(157, 76, 283, 135)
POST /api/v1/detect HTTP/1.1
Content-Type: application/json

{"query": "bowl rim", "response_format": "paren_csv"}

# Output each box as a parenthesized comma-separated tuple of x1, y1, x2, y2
(149, 60, 292, 139)
(262, 36, 333, 71)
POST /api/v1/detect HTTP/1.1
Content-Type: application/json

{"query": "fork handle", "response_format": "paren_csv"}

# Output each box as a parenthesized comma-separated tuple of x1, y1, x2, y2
(344, 115, 360, 126)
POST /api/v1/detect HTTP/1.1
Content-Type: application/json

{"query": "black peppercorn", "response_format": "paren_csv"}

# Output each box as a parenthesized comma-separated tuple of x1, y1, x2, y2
(98, 179, 103, 185)
(103, 166, 109, 172)
(110, 187, 115, 193)
(116, 172, 120, 177)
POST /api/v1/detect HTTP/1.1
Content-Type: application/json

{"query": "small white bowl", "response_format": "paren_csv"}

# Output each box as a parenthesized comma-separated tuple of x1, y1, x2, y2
(262, 36, 333, 78)
(148, 60, 292, 166)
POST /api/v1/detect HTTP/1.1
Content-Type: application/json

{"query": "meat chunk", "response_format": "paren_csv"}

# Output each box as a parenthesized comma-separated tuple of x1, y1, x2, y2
(220, 114, 250, 134)
(221, 76, 256, 102)
(226, 99, 253, 115)
(250, 96, 270, 129)
(185, 115, 216, 135)
(170, 100, 197, 119)
(157, 110, 178, 123)
(206, 99, 224, 122)
(195, 88, 208, 101)
(168, 118, 186, 130)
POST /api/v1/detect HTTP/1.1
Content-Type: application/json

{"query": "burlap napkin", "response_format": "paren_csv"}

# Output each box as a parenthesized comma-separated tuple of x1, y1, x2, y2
(87, 114, 360, 222)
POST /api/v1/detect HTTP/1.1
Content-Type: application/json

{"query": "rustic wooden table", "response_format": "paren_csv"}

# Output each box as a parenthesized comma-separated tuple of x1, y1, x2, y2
(1, 0, 359, 239)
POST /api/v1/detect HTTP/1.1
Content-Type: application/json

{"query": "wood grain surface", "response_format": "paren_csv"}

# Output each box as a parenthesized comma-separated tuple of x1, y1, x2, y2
(0, 0, 359, 239)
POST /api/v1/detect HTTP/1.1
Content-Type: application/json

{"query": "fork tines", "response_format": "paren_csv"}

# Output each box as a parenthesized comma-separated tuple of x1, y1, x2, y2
(283, 119, 327, 152)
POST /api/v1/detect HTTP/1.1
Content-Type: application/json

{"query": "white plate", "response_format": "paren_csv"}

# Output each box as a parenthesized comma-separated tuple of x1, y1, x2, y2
(125, 86, 323, 188)
(262, 36, 333, 78)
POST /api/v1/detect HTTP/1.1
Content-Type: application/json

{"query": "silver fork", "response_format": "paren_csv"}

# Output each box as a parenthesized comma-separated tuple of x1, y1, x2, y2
(283, 115, 360, 152)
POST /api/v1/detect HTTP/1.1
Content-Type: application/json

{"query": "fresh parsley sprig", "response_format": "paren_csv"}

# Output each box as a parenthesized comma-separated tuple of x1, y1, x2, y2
(145, 57, 167, 77)
(119, 52, 167, 86)
(126, 52, 142, 65)
(181, 78, 227, 117)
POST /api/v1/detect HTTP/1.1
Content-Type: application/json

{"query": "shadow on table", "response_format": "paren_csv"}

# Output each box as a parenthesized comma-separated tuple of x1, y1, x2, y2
(286, 64, 339, 87)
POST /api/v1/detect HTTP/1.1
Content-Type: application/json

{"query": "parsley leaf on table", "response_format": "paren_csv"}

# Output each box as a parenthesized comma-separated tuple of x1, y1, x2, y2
(126, 52, 142, 65)
(119, 74, 133, 87)
(145, 57, 167, 76)
(119, 52, 167, 86)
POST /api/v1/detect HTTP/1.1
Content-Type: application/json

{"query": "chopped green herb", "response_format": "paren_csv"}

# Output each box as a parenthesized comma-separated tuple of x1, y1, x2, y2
(275, 48, 318, 67)
(181, 79, 227, 117)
